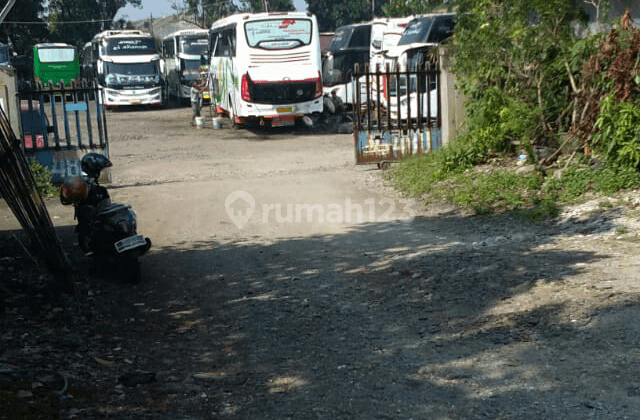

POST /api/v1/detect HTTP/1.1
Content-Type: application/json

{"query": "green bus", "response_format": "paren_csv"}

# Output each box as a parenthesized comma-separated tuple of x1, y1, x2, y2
(33, 43, 79, 86)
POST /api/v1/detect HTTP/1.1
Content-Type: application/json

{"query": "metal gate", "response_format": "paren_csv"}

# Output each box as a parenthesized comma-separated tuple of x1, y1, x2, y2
(17, 80, 108, 183)
(353, 62, 442, 168)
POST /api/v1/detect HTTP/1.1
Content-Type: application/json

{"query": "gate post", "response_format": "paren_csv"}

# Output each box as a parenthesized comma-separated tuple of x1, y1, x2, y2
(438, 45, 466, 146)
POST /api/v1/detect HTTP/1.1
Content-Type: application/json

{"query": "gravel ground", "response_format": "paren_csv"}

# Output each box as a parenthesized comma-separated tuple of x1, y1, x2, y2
(2, 106, 640, 419)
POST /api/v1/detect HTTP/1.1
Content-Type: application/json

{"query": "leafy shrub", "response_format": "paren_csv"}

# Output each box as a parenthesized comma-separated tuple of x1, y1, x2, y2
(593, 96, 640, 168)
(435, 170, 544, 211)
(29, 160, 57, 197)
(572, 18, 640, 154)
(460, 87, 543, 163)
(544, 164, 640, 201)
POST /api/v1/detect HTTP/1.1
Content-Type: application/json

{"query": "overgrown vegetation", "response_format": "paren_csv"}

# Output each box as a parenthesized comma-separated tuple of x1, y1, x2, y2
(29, 161, 57, 197)
(392, 2, 640, 220)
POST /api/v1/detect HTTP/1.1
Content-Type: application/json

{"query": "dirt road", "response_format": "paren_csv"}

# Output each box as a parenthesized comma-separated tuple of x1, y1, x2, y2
(3, 106, 640, 419)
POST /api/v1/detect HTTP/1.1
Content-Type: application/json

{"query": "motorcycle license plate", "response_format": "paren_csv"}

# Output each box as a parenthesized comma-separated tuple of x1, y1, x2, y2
(114, 234, 146, 253)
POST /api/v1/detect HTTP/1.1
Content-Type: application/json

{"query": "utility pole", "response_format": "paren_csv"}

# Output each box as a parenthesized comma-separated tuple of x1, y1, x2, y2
(199, 0, 205, 28)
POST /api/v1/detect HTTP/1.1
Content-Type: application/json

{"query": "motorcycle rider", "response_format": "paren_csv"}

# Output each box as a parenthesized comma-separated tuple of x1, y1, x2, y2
(60, 154, 111, 255)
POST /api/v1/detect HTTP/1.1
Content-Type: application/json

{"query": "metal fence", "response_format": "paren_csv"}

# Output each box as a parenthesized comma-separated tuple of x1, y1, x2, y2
(17, 80, 109, 183)
(353, 63, 443, 168)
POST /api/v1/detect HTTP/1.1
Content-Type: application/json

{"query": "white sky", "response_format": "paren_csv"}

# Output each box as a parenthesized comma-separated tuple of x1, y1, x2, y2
(116, 0, 307, 21)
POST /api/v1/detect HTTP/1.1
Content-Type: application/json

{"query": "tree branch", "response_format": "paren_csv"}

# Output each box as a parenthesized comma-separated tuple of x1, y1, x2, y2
(563, 57, 579, 95)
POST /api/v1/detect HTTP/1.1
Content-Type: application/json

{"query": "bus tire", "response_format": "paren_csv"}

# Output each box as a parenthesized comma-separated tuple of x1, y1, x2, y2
(229, 98, 242, 129)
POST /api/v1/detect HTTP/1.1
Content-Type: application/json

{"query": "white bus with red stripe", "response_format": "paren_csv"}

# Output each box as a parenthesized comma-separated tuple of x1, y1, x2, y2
(208, 12, 323, 128)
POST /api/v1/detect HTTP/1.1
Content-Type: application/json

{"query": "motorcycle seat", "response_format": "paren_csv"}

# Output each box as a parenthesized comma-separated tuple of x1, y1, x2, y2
(95, 202, 132, 217)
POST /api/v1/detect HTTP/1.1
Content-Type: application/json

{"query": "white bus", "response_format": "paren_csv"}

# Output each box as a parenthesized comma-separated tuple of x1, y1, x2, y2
(368, 16, 414, 108)
(162, 29, 209, 103)
(369, 16, 414, 73)
(87, 30, 164, 108)
(208, 12, 323, 128)
(383, 13, 455, 120)
(383, 13, 455, 73)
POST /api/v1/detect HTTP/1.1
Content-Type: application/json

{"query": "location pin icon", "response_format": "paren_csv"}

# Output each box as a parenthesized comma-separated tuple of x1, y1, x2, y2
(225, 191, 255, 229)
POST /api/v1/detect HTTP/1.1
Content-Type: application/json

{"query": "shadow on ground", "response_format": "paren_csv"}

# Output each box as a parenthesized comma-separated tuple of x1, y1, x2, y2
(2, 209, 640, 419)
(132, 210, 640, 418)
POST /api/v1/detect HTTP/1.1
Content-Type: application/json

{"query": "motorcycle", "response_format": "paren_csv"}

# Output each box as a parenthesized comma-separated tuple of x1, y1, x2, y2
(60, 153, 151, 283)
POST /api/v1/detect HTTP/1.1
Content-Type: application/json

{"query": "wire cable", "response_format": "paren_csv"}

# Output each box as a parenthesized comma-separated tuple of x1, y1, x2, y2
(2, 19, 113, 24)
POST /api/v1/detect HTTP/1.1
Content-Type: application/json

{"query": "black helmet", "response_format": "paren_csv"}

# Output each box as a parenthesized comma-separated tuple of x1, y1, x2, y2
(81, 153, 112, 180)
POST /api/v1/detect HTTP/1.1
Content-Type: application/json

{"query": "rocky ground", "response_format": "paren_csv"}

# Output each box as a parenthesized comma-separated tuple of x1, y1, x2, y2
(3, 106, 640, 419)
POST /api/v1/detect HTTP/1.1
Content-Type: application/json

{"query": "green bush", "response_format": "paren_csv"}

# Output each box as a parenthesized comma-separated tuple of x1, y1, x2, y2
(435, 170, 544, 211)
(393, 150, 640, 221)
(389, 4, 640, 221)
(29, 160, 57, 197)
(593, 96, 640, 168)
(544, 165, 640, 202)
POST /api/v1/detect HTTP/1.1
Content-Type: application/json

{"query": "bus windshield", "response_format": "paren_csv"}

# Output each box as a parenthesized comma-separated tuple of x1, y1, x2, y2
(37, 47, 75, 63)
(104, 38, 157, 55)
(180, 36, 208, 55)
(245, 18, 312, 50)
(328, 25, 370, 51)
(398, 15, 455, 46)
(105, 61, 159, 76)
(104, 61, 161, 87)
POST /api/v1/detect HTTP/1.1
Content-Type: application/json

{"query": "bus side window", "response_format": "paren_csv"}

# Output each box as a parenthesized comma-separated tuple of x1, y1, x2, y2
(213, 29, 235, 58)
(212, 33, 224, 57)
(209, 32, 217, 55)
(228, 29, 236, 58)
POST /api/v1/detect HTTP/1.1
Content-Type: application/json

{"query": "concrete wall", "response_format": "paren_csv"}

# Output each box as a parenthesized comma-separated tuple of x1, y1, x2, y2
(438, 46, 466, 146)
(0, 66, 19, 137)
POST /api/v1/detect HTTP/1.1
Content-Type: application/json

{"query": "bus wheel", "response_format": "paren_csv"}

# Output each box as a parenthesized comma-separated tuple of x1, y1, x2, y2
(229, 99, 242, 129)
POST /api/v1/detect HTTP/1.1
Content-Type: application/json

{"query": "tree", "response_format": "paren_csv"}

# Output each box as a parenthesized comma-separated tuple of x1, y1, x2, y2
(47, 0, 142, 49)
(383, 0, 451, 17)
(307, 0, 390, 32)
(242, 0, 295, 13)
(172, 0, 238, 25)
(173, 0, 294, 27)
(449, 0, 590, 155)
(1, 0, 50, 55)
